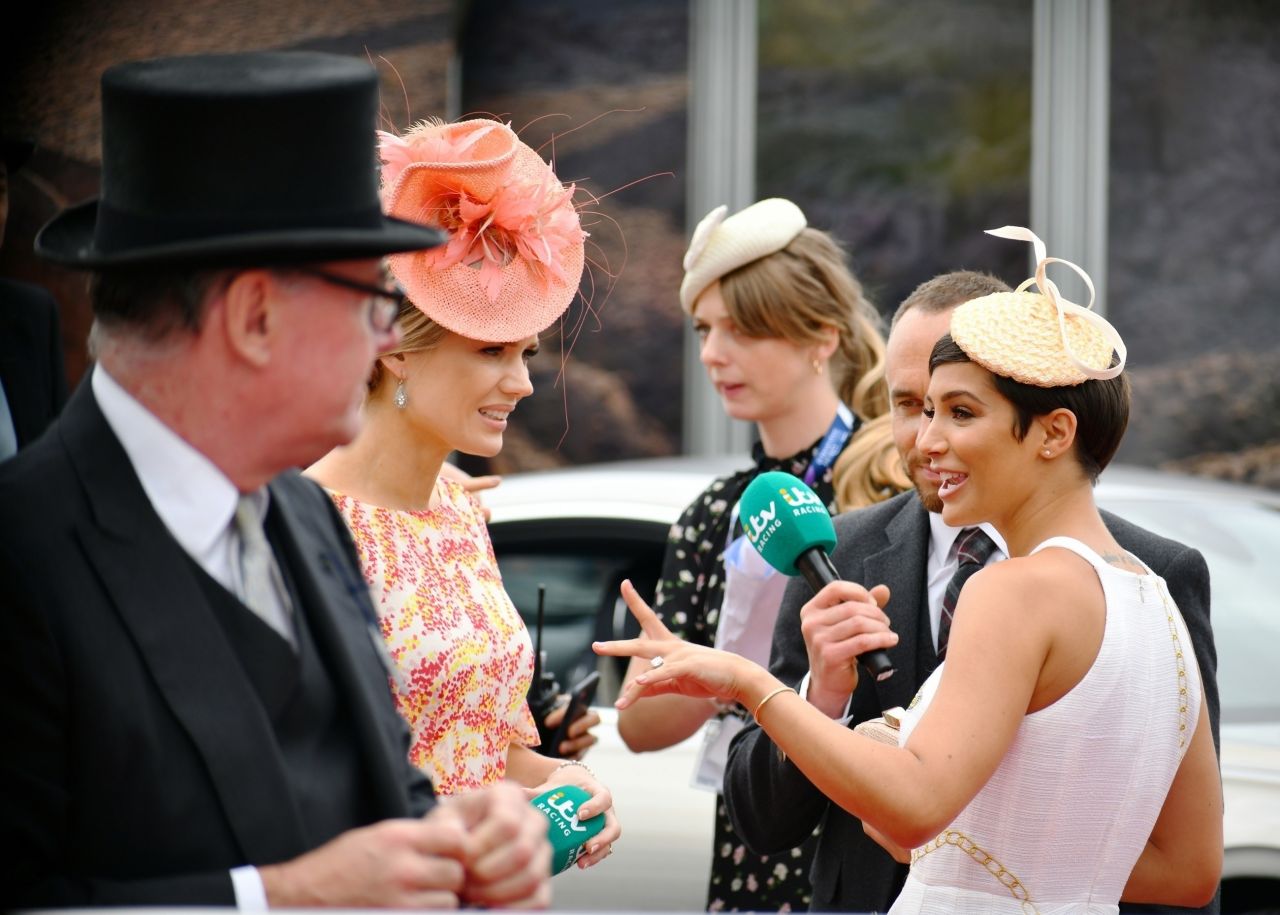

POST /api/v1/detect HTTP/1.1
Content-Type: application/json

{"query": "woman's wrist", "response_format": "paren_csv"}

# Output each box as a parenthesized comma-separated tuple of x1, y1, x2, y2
(740, 667, 786, 715)
(554, 758, 595, 779)
(753, 685, 798, 724)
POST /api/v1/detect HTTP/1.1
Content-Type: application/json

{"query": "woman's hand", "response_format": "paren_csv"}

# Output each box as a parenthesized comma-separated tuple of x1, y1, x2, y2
(593, 580, 765, 710)
(438, 461, 501, 521)
(542, 703, 601, 759)
(527, 761, 621, 869)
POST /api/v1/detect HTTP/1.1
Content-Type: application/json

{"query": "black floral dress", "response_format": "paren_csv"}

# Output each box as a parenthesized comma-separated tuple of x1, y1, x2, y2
(654, 438, 844, 913)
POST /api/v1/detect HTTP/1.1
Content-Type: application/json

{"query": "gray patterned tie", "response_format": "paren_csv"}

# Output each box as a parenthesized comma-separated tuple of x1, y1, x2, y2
(937, 527, 998, 660)
(233, 495, 295, 647)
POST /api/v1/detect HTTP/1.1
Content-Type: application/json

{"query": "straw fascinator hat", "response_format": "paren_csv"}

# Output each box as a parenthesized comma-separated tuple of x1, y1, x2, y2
(379, 118, 586, 342)
(950, 226, 1127, 387)
(679, 198, 807, 312)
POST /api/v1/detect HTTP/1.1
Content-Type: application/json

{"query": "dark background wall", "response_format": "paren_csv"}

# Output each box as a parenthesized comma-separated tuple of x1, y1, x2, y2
(1, 0, 691, 473)
(4, 0, 1277, 487)
(455, 0, 689, 472)
(1, 0, 457, 396)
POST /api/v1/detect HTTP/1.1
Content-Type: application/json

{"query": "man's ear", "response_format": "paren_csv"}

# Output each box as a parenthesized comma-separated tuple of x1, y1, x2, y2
(222, 270, 277, 367)
(1036, 408, 1078, 459)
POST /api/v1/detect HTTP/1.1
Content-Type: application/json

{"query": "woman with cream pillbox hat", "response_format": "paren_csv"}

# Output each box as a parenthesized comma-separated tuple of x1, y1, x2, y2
(618, 198, 907, 912)
(306, 117, 620, 869)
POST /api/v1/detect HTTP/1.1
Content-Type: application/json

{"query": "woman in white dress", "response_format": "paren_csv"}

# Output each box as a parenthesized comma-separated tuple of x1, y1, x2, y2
(594, 227, 1222, 913)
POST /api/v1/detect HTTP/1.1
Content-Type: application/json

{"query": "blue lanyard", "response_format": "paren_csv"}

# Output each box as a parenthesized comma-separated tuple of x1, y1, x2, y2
(727, 403, 859, 548)
(803, 402, 856, 486)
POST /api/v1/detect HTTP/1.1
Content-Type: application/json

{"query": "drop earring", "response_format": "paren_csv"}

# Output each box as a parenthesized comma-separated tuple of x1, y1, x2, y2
(394, 380, 408, 410)
(812, 359, 824, 376)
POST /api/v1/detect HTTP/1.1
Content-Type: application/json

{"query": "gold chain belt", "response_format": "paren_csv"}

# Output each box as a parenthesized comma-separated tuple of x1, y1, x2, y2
(911, 829, 1040, 915)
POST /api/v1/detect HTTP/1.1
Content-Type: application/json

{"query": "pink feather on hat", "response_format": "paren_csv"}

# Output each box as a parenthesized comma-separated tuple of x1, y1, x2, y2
(379, 118, 586, 343)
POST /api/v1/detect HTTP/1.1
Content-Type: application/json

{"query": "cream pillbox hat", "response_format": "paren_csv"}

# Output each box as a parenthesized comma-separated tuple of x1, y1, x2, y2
(679, 198, 807, 312)
(950, 226, 1127, 387)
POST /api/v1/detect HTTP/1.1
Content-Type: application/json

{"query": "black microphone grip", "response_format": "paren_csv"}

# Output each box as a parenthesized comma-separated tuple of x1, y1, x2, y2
(795, 547, 896, 682)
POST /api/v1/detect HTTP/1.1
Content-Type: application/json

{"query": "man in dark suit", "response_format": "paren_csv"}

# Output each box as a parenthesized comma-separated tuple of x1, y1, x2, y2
(0, 132, 69, 457)
(0, 52, 549, 909)
(723, 271, 1219, 913)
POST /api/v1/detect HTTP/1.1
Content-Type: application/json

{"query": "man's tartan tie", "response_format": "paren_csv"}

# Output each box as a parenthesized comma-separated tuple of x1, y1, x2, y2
(937, 527, 998, 660)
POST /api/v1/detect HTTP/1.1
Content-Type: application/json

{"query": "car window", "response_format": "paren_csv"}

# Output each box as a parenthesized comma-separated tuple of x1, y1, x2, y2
(491, 521, 669, 704)
(1103, 496, 1280, 724)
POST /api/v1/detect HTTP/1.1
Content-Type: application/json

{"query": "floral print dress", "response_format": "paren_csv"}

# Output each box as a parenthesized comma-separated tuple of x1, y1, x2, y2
(655, 438, 844, 913)
(330, 476, 539, 796)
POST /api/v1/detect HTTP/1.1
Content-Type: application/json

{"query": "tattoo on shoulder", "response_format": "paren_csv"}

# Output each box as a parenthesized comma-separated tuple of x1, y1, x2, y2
(1100, 550, 1145, 572)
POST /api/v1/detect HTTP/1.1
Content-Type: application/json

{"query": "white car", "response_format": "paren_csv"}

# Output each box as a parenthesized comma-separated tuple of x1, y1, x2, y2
(486, 458, 1280, 913)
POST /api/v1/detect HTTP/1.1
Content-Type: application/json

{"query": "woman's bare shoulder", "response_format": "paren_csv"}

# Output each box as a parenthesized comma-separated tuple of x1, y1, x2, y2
(960, 550, 1096, 619)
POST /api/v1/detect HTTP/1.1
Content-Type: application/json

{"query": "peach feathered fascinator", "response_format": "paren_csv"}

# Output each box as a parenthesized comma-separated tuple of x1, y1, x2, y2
(379, 118, 586, 342)
(950, 226, 1127, 387)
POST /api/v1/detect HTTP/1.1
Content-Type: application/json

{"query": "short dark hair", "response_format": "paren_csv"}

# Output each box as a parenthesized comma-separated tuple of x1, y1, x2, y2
(89, 268, 231, 339)
(891, 271, 1011, 329)
(928, 333, 1130, 483)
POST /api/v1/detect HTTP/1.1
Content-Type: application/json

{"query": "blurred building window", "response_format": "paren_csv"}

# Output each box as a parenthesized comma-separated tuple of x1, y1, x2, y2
(458, 0, 691, 472)
(1108, 1, 1280, 488)
(755, 0, 1034, 321)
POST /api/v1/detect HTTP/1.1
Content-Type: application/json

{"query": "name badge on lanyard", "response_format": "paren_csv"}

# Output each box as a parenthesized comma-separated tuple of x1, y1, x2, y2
(690, 404, 857, 793)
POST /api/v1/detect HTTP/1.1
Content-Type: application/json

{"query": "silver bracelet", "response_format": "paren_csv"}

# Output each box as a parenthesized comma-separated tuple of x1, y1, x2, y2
(555, 758, 595, 779)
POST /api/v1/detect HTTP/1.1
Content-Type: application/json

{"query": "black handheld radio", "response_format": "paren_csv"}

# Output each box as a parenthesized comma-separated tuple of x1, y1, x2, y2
(526, 584, 566, 755)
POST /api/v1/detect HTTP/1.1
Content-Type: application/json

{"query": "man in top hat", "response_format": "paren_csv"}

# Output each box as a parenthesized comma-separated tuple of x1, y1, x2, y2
(0, 51, 550, 909)
(0, 130, 69, 459)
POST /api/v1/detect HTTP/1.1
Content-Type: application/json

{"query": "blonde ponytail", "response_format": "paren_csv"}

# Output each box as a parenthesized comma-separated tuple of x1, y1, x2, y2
(832, 413, 911, 510)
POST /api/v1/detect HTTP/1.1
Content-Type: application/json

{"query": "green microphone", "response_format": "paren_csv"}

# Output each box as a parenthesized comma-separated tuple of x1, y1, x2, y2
(531, 784, 606, 874)
(738, 471, 895, 681)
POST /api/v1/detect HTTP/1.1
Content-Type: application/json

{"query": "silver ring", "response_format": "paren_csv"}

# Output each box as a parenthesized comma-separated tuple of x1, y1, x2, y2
(650, 656, 665, 669)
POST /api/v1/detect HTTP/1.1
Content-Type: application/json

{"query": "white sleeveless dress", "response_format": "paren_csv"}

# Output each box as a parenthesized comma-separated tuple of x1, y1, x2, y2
(889, 537, 1202, 915)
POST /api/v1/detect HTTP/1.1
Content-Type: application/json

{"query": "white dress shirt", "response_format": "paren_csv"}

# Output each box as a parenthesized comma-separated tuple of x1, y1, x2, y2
(92, 364, 272, 910)
(94, 364, 243, 588)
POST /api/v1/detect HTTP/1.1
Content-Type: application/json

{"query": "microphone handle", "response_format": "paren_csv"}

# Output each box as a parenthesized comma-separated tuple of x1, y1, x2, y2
(795, 547, 896, 683)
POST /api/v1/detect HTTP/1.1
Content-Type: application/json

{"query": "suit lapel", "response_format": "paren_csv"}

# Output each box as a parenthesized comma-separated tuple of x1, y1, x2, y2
(62, 385, 308, 863)
(267, 477, 412, 820)
(861, 497, 932, 710)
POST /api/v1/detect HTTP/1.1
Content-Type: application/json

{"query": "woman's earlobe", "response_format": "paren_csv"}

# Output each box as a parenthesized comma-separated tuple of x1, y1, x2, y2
(377, 352, 405, 380)
(1037, 408, 1078, 458)
(816, 325, 840, 363)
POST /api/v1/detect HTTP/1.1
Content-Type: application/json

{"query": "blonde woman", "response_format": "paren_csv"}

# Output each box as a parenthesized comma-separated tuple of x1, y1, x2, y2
(306, 118, 617, 867)
(616, 199, 906, 911)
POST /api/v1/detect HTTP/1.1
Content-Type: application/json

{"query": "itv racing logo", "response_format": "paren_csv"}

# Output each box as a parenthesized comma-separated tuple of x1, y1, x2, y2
(745, 485, 826, 552)
(745, 500, 780, 549)
(779, 485, 825, 515)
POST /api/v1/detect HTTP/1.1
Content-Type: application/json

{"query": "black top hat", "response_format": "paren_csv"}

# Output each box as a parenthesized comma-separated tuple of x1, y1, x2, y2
(35, 51, 445, 268)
